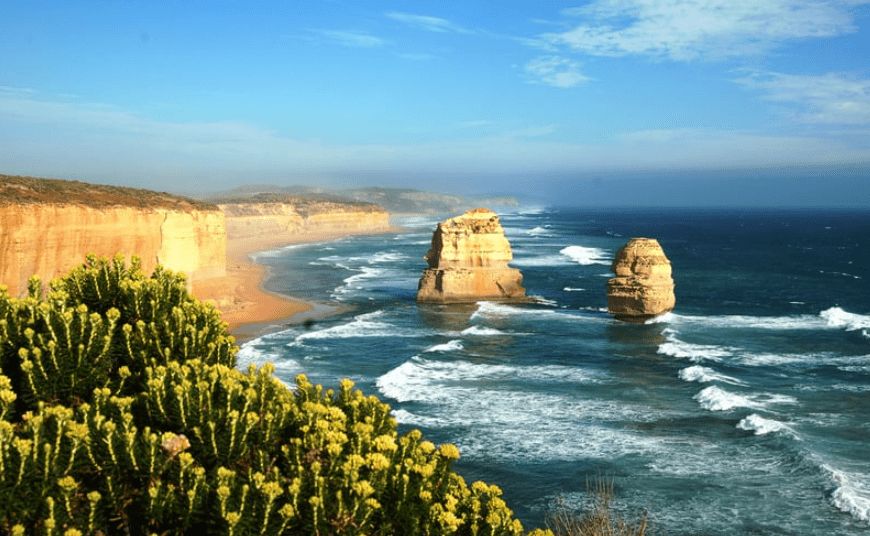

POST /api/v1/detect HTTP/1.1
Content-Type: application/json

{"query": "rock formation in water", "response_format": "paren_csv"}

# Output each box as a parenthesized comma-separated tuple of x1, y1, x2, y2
(607, 237, 675, 321)
(216, 193, 390, 242)
(417, 208, 525, 303)
(0, 175, 226, 297)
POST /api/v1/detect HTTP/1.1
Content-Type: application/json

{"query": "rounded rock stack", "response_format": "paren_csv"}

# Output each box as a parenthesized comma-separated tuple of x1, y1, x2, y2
(417, 208, 526, 303)
(607, 237, 675, 322)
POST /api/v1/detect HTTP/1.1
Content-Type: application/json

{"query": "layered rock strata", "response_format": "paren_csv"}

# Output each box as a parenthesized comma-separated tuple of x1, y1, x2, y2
(0, 175, 226, 297)
(417, 208, 525, 303)
(218, 195, 390, 241)
(607, 238, 675, 321)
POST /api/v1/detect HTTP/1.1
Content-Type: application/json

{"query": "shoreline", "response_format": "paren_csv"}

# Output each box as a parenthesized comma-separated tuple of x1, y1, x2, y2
(192, 226, 402, 344)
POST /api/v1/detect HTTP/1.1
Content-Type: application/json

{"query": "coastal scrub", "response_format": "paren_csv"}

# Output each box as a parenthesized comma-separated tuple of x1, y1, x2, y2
(0, 254, 551, 535)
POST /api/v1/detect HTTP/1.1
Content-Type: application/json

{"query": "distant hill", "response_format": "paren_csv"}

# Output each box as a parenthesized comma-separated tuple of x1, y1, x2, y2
(201, 184, 519, 215)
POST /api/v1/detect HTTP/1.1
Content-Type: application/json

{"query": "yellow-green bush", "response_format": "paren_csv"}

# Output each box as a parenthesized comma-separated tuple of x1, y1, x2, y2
(0, 255, 551, 535)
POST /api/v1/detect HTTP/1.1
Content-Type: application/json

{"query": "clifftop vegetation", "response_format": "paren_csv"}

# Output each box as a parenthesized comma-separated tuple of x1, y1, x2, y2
(0, 255, 549, 535)
(213, 193, 385, 216)
(0, 175, 217, 211)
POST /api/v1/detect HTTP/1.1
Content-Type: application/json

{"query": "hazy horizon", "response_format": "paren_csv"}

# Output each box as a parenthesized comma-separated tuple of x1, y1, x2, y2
(2, 1, 869, 207)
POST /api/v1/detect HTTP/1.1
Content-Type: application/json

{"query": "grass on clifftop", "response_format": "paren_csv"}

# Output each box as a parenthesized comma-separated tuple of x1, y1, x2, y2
(212, 192, 386, 215)
(545, 479, 649, 536)
(0, 174, 217, 211)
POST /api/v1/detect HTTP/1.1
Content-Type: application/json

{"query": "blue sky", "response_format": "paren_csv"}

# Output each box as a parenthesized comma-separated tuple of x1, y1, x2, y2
(2, 0, 869, 206)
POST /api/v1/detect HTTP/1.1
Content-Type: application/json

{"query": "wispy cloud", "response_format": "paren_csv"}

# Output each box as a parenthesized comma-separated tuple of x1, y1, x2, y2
(525, 56, 591, 88)
(308, 29, 387, 48)
(2, 95, 868, 187)
(538, 0, 863, 61)
(386, 12, 473, 34)
(735, 70, 870, 125)
(0, 85, 36, 95)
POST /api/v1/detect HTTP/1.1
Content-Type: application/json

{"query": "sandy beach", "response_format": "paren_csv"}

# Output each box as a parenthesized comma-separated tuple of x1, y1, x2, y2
(192, 227, 400, 342)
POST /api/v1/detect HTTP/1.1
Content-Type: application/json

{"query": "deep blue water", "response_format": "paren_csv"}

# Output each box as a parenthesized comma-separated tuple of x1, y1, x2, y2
(237, 207, 870, 535)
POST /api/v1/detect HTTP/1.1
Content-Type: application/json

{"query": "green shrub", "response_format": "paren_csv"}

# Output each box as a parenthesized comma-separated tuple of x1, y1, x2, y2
(0, 254, 551, 535)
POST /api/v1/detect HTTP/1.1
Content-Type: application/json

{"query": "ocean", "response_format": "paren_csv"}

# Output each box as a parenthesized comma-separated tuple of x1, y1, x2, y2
(236, 207, 870, 535)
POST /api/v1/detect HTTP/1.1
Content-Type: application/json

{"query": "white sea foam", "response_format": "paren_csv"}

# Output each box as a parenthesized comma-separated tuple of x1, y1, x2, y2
(824, 465, 870, 522)
(461, 325, 507, 336)
(738, 352, 870, 367)
(821, 307, 870, 332)
(470, 301, 606, 323)
(736, 414, 797, 437)
(667, 308, 870, 334)
(531, 296, 560, 307)
(331, 266, 397, 299)
(678, 366, 745, 385)
(510, 245, 610, 267)
(291, 311, 429, 345)
(560, 245, 611, 265)
(376, 358, 682, 462)
(390, 408, 441, 427)
(667, 312, 822, 330)
(367, 251, 408, 264)
(694, 386, 798, 412)
(424, 340, 464, 352)
(658, 334, 735, 362)
(376, 356, 606, 404)
(527, 226, 552, 236)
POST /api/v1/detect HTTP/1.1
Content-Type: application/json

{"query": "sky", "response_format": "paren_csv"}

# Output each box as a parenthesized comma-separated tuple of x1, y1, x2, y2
(1, 0, 869, 206)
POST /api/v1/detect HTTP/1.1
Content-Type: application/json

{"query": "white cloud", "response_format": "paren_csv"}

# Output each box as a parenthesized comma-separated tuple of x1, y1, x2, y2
(734, 70, 870, 125)
(386, 12, 473, 34)
(310, 29, 387, 48)
(525, 56, 591, 88)
(540, 0, 863, 61)
(0, 86, 36, 95)
(2, 96, 868, 187)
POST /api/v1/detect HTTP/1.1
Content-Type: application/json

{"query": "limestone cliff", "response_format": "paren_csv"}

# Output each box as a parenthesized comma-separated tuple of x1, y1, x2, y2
(0, 175, 226, 297)
(417, 208, 526, 303)
(606, 238, 675, 321)
(218, 194, 390, 241)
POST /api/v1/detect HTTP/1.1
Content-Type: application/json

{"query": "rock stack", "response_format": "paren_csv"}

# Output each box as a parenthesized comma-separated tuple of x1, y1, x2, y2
(417, 208, 526, 303)
(607, 238, 675, 321)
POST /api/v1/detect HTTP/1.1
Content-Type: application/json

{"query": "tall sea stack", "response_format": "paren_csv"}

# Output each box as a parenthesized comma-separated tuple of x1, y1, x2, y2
(607, 237, 675, 322)
(417, 208, 526, 303)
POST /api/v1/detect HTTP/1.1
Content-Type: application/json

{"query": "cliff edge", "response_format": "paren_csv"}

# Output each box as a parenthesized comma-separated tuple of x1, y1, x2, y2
(606, 237, 675, 322)
(417, 208, 526, 303)
(0, 175, 226, 297)
(216, 194, 390, 242)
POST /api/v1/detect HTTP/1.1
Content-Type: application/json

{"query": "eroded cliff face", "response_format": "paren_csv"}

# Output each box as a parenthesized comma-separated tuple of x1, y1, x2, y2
(0, 175, 226, 297)
(219, 202, 390, 241)
(607, 237, 675, 321)
(0, 204, 226, 297)
(417, 208, 526, 303)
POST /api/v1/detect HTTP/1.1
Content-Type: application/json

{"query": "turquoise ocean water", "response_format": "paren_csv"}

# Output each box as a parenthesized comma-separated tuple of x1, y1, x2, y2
(237, 207, 870, 535)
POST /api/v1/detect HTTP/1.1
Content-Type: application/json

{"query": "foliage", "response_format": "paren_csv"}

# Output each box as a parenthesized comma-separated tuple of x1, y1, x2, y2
(0, 254, 551, 535)
(0, 253, 237, 419)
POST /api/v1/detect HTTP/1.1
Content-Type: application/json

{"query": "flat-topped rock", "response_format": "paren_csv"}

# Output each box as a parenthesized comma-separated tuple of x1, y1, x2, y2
(607, 237, 675, 321)
(417, 209, 526, 303)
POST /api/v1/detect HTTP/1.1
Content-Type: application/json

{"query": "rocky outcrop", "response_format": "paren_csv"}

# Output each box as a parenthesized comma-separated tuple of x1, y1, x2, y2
(417, 208, 525, 303)
(0, 175, 226, 297)
(606, 238, 675, 321)
(218, 195, 390, 241)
